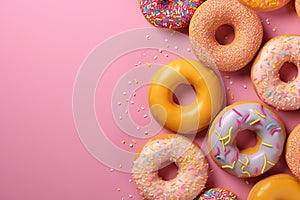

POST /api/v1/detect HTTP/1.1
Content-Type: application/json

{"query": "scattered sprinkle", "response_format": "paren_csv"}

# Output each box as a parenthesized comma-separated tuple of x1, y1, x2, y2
(143, 114, 148, 118)
(134, 79, 139, 84)
(109, 168, 114, 172)
(165, 53, 168, 57)
(144, 131, 148, 135)
(158, 48, 163, 53)
(119, 164, 122, 169)
(187, 48, 191, 52)
(266, 18, 270, 25)
(272, 26, 277, 32)
(117, 188, 121, 191)
(229, 81, 233, 85)
(129, 194, 133, 198)
(130, 101, 134, 104)
(129, 143, 134, 148)
(174, 46, 178, 50)
(146, 35, 150, 40)
(131, 139, 136, 144)
(119, 116, 122, 120)
(129, 179, 132, 183)
(143, 53, 147, 57)
(128, 81, 132, 85)
(230, 92, 235, 100)
(122, 140, 125, 144)
(117, 102, 121, 106)
(243, 85, 247, 89)
(245, 180, 249, 185)
(224, 75, 231, 79)
(122, 92, 127, 96)
(140, 106, 145, 110)
(154, 55, 158, 60)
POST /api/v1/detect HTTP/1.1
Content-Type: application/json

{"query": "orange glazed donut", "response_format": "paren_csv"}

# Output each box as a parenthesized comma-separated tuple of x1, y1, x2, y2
(286, 124, 300, 180)
(189, 0, 263, 72)
(148, 59, 225, 134)
(238, 0, 290, 12)
(247, 174, 300, 200)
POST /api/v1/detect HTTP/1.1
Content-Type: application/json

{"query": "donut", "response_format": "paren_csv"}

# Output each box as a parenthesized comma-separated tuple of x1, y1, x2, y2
(296, 0, 300, 18)
(199, 188, 238, 200)
(247, 174, 300, 200)
(238, 0, 290, 12)
(189, 0, 263, 72)
(208, 101, 286, 178)
(251, 34, 300, 110)
(286, 124, 300, 180)
(132, 134, 208, 200)
(138, 0, 203, 29)
(148, 59, 225, 134)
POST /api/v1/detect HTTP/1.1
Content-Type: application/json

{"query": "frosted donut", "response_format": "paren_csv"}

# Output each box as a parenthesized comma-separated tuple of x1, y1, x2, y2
(199, 188, 238, 200)
(189, 0, 263, 72)
(208, 101, 286, 178)
(138, 0, 203, 29)
(296, 0, 300, 18)
(238, 0, 290, 12)
(252, 34, 300, 110)
(286, 124, 300, 180)
(132, 134, 208, 200)
(247, 174, 300, 200)
(148, 59, 225, 134)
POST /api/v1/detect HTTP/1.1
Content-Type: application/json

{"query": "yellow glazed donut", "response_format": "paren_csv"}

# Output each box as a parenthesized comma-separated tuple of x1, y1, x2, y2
(238, 0, 290, 12)
(189, 0, 263, 72)
(296, 0, 300, 18)
(208, 101, 286, 178)
(286, 124, 300, 180)
(148, 59, 225, 134)
(251, 34, 300, 110)
(247, 174, 300, 200)
(132, 134, 208, 200)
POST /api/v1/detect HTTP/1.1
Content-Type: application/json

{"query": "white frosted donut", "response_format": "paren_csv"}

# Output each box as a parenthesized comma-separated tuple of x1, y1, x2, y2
(132, 134, 208, 200)
(208, 101, 286, 178)
(252, 34, 300, 110)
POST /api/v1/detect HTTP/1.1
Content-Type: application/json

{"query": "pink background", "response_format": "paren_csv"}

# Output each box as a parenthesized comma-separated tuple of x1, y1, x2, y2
(1, 0, 300, 200)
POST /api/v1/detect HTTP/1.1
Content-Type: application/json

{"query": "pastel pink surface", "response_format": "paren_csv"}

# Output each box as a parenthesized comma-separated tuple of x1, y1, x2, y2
(1, 1, 300, 200)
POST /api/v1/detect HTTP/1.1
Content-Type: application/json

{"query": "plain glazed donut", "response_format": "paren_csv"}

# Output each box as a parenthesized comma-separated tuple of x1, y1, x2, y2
(286, 124, 300, 180)
(138, 0, 203, 29)
(199, 188, 238, 200)
(247, 174, 300, 200)
(252, 34, 300, 110)
(189, 0, 263, 72)
(132, 134, 208, 200)
(148, 59, 225, 134)
(238, 0, 290, 12)
(208, 101, 286, 178)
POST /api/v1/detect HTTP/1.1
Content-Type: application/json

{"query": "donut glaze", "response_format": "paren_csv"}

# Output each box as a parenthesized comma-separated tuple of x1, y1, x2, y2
(247, 174, 300, 200)
(252, 34, 300, 110)
(238, 0, 290, 12)
(189, 0, 263, 72)
(132, 134, 208, 200)
(208, 101, 286, 178)
(149, 59, 225, 134)
(286, 124, 300, 180)
(199, 188, 239, 200)
(139, 0, 202, 29)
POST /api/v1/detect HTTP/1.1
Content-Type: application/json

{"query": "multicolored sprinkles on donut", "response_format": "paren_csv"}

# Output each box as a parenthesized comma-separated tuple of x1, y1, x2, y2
(199, 188, 238, 200)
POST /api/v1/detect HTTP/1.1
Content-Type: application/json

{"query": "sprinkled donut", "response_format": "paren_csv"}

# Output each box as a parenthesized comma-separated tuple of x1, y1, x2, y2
(296, 0, 300, 18)
(208, 101, 286, 178)
(149, 59, 225, 134)
(252, 34, 300, 110)
(189, 0, 263, 71)
(247, 174, 300, 200)
(286, 124, 300, 180)
(238, 0, 290, 12)
(199, 188, 238, 200)
(139, 0, 202, 29)
(132, 134, 208, 200)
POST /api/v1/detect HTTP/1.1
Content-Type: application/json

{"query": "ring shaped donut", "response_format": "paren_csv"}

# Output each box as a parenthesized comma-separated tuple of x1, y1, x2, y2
(148, 59, 225, 134)
(286, 124, 300, 180)
(252, 34, 300, 110)
(238, 0, 290, 12)
(247, 174, 300, 200)
(189, 0, 263, 71)
(132, 134, 208, 200)
(138, 0, 203, 29)
(208, 101, 286, 178)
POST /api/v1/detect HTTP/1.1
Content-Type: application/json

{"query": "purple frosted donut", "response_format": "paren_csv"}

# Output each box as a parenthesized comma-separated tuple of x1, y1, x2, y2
(139, 0, 203, 29)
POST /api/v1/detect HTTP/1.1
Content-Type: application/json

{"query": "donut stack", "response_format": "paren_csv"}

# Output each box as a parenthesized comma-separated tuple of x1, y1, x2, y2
(133, 0, 300, 199)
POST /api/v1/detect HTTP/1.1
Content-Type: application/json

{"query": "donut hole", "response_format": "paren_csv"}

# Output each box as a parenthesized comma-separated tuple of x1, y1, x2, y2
(234, 129, 261, 154)
(215, 24, 235, 45)
(158, 161, 178, 181)
(279, 62, 298, 82)
(173, 84, 197, 106)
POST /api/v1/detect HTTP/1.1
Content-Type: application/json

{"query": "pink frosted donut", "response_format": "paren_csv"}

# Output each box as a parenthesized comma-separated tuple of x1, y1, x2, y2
(251, 34, 300, 110)
(139, 0, 203, 29)
(296, 0, 300, 18)
(189, 0, 263, 71)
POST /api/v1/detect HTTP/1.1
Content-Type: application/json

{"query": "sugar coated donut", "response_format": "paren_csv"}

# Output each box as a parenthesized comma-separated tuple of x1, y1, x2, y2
(296, 0, 300, 18)
(199, 188, 238, 200)
(132, 134, 208, 200)
(208, 101, 286, 178)
(189, 0, 263, 72)
(286, 124, 300, 180)
(252, 34, 300, 110)
(247, 174, 300, 200)
(139, 0, 202, 29)
(148, 59, 225, 134)
(238, 0, 290, 12)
